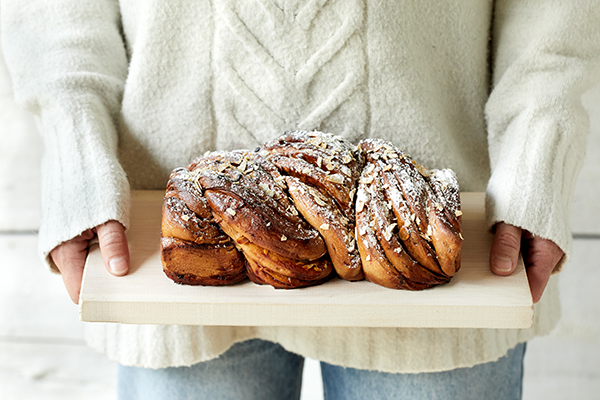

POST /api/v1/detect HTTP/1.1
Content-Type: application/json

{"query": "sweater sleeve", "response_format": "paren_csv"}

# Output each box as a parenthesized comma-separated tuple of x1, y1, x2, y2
(1, 0, 130, 272)
(485, 0, 600, 271)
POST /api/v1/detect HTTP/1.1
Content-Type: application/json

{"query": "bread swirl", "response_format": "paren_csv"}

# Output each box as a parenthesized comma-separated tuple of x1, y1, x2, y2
(355, 139, 462, 289)
(262, 131, 364, 281)
(160, 167, 247, 285)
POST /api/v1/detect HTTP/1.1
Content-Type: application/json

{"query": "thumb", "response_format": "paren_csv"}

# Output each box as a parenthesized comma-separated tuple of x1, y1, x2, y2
(490, 222, 522, 276)
(96, 220, 130, 276)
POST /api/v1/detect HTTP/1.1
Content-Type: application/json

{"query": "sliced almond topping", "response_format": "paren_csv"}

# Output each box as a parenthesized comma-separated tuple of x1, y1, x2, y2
(340, 165, 352, 177)
(455, 210, 463, 217)
(314, 197, 327, 207)
(359, 176, 374, 185)
(327, 174, 345, 184)
(320, 223, 330, 230)
(258, 182, 274, 197)
(226, 208, 236, 216)
(356, 201, 365, 212)
(217, 163, 228, 172)
(180, 214, 190, 222)
(237, 159, 247, 173)
(281, 235, 287, 241)
(384, 223, 397, 241)
(414, 161, 430, 177)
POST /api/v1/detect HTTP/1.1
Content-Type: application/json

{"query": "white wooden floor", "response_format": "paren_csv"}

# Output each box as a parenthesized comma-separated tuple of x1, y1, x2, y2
(1, 35, 600, 400)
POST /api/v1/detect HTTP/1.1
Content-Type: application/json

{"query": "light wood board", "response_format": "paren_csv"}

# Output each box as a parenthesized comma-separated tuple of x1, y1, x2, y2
(79, 191, 533, 328)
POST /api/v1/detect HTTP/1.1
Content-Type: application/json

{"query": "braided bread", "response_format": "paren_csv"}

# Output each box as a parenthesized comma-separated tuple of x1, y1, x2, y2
(160, 132, 463, 290)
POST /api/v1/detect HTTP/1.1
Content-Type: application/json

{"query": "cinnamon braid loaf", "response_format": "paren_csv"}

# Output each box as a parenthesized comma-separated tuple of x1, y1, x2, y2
(160, 131, 463, 290)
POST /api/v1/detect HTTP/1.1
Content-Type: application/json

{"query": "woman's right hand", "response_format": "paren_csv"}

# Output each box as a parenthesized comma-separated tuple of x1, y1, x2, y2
(50, 220, 130, 304)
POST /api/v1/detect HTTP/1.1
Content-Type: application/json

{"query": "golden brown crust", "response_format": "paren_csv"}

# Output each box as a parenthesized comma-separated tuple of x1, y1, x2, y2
(366, 185, 449, 286)
(355, 199, 433, 291)
(245, 257, 334, 289)
(262, 131, 363, 215)
(241, 243, 333, 288)
(160, 167, 247, 285)
(194, 151, 327, 261)
(378, 163, 444, 276)
(161, 237, 247, 285)
(286, 176, 363, 281)
(161, 196, 231, 244)
(214, 210, 333, 289)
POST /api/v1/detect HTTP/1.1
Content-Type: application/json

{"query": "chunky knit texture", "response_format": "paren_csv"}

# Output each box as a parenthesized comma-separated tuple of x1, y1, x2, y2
(2, 0, 599, 372)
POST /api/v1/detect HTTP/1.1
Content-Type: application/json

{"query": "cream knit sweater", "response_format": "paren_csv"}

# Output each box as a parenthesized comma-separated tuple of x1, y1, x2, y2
(2, 0, 600, 372)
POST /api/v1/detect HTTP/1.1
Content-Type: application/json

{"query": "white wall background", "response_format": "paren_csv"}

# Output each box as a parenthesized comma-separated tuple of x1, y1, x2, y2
(1, 27, 599, 400)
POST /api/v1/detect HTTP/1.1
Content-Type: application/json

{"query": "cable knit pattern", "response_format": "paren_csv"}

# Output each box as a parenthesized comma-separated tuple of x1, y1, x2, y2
(2, 0, 599, 373)
(213, 0, 367, 149)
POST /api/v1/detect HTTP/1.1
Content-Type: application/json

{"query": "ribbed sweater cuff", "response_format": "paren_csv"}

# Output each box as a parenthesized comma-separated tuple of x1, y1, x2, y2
(36, 96, 130, 272)
(484, 107, 588, 273)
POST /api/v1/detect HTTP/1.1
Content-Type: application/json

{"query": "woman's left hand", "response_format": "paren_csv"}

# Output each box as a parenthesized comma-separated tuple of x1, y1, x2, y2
(489, 222, 565, 303)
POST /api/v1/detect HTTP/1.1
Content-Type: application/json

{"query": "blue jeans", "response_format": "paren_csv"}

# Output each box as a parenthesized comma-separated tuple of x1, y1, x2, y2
(118, 339, 526, 400)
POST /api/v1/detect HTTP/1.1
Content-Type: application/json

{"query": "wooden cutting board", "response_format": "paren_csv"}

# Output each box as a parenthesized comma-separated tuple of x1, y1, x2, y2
(79, 191, 533, 328)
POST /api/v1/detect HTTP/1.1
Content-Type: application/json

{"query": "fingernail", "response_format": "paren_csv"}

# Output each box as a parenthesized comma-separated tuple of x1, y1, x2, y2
(109, 256, 128, 275)
(493, 256, 513, 273)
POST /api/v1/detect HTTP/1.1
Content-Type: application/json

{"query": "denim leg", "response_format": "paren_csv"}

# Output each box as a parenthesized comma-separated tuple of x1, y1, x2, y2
(321, 342, 526, 400)
(118, 339, 304, 400)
